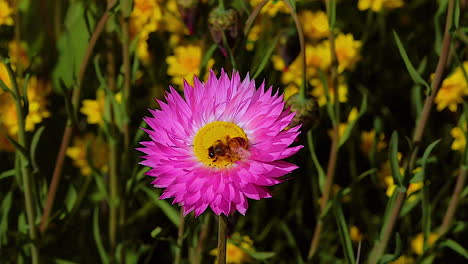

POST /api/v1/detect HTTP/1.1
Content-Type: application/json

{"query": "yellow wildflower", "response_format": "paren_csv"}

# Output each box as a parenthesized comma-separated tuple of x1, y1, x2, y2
(246, 23, 262, 51)
(279, 43, 331, 87)
(80, 90, 122, 125)
(272, 55, 286, 71)
(358, 0, 404, 12)
(335, 33, 361, 73)
(0, 76, 51, 135)
(8, 41, 30, 69)
(66, 133, 109, 176)
(250, 0, 288, 17)
(0, 63, 12, 93)
(0, 0, 14, 26)
(349, 225, 363, 242)
(136, 28, 152, 66)
(166, 44, 214, 87)
(310, 77, 348, 107)
(300, 11, 329, 40)
(451, 125, 466, 152)
(162, 0, 189, 46)
(210, 233, 254, 264)
(384, 175, 423, 199)
(390, 255, 415, 264)
(435, 61, 468, 112)
(411, 233, 439, 256)
(130, 0, 162, 34)
(360, 130, 387, 156)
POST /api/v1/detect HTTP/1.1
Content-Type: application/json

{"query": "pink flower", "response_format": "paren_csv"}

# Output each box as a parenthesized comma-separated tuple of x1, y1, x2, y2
(138, 70, 302, 217)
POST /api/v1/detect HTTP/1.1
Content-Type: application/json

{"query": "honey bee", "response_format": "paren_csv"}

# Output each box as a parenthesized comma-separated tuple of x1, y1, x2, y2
(208, 136, 249, 162)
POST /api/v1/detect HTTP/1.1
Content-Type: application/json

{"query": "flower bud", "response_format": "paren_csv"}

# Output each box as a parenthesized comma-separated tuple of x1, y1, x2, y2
(286, 93, 320, 131)
(208, 8, 239, 45)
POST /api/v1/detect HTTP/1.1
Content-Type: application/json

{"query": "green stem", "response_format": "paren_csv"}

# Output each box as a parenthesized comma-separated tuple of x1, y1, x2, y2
(40, 3, 114, 233)
(109, 140, 119, 258)
(367, 1, 454, 263)
(283, 0, 307, 99)
(6, 63, 39, 263)
(217, 215, 228, 264)
(194, 215, 211, 264)
(439, 167, 467, 235)
(107, 34, 119, 260)
(218, 0, 224, 10)
(307, 0, 340, 259)
(243, 0, 268, 36)
(174, 209, 185, 264)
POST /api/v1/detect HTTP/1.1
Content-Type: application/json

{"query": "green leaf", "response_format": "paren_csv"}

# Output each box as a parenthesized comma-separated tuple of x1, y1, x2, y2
(65, 186, 78, 212)
(140, 185, 180, 227)
(93, 207, 109, 264)
(318, 69, 337, 125)
(30, 126, 45, 174)
(249, 251, 275, 260)
(150, 226, 162, 238)
(420, 139, 440, 178)
(52, 1, 94, 90)
(307, 130, 325, 193)
(389, 131, 403, 187)
(0, 169, 15, 181)
(54, 259, 79, 264)
(0, 191, 13, 244)
(433, 0, 448, 54)
(378, 233, 402, 264)
(339, 95, 368, 147)
(441, 239, 468, 258)
(454, 0, 460, 29)
(252, 34, 280, 79)
(393, 31, 431, 93)
(333, 198, 355, 264)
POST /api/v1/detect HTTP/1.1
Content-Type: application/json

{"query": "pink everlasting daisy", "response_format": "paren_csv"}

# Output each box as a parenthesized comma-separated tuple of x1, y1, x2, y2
(138, 70, 302, 217)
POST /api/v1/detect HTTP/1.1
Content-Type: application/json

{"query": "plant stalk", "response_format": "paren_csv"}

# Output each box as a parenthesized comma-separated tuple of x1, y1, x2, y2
(283, 0, 307, 99)
(40, 3, 114, 233)
(7, 63, 40, 263)
(367, 1, 454, 262)
(174, 209, 185, 264)
(308, 0, 340, 258)
(439, 167, 467, 234)
(243, 0, 268, 36)
(217, 215, 228, 264)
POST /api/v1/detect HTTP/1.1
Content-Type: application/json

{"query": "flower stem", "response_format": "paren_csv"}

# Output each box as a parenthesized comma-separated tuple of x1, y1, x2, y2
(283, 0, 307, 100)
(6, 63, 40, 263)
(243, 0, 268, 36)
(308, 0, 340, 259)
(439, 167, 467, 235)
(194, 214, 211, 264)
(174, 209, 185, 264)
(217, 215, 228, 264)
(367, 1, 454, 263)
(40, 1, 114, 233)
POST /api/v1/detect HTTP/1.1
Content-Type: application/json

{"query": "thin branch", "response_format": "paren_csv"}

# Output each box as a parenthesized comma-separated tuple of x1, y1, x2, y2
(439, 167, 467, 234)
(243, 0, 268, 36)
(367, 1, 454, 262)
(40, 3, 114, 233)
(308, 0, 340, 258)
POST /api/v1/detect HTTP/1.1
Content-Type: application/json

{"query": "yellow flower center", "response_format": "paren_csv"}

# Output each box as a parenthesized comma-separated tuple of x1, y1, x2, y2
(193, 121, 248, 168)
